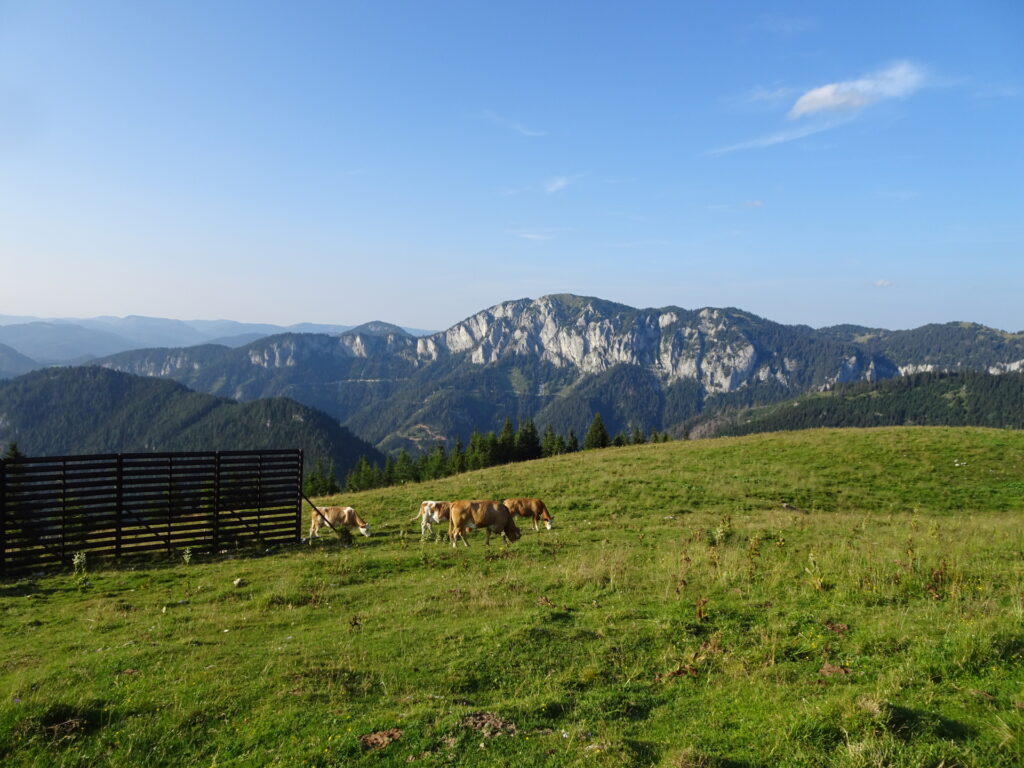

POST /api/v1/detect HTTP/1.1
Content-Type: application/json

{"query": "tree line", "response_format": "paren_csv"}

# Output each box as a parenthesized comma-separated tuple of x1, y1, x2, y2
(304, 413, 671, 495)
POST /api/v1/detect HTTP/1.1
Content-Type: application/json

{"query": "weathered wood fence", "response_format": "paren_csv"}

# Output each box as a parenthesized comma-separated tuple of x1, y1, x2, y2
(0, 449, 303, 573)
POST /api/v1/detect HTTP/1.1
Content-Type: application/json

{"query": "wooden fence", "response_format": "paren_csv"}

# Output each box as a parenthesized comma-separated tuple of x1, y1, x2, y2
(0, 449, 303, 573)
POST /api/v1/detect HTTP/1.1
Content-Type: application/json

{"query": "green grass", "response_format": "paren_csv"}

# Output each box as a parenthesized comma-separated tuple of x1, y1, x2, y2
(2, 427, 1024, 767)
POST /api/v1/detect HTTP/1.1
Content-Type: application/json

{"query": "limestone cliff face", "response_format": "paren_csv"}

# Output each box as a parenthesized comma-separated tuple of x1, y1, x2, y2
(413, 295, 882, 394)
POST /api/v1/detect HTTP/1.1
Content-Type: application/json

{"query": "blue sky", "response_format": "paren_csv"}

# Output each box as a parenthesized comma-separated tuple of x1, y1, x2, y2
(1, 1, 1022, 331)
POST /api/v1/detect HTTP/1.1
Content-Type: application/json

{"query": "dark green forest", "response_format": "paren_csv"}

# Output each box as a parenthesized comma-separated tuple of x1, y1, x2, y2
(0, 367, 383, 478)
(700, 371, 1024, 437)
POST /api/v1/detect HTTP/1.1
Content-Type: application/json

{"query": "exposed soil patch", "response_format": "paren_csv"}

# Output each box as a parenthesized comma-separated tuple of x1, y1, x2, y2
(359, 728, 403, 750)
(819, 662, 851, 677)
(459, 711, 517, 737)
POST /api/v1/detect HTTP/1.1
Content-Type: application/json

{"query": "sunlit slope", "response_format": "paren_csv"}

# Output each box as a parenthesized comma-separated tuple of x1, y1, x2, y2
(2, 427, 1023, 768)
(349, 426, 1024, 525)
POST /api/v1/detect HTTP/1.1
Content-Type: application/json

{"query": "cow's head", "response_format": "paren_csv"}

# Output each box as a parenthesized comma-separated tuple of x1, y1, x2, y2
(543, 518, 553, 530)
(358, 524, 371, 537)
(506, 523, 522, 543)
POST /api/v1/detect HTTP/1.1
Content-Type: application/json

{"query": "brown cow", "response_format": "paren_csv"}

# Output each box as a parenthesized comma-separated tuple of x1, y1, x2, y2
(448, 500, 521, 548)
(411, 500, 452, 538)
(503, 498, 554, 531)
(308, 505, 371, 541)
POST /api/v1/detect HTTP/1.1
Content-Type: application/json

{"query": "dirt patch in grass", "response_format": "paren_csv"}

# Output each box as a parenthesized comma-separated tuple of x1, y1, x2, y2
(359, 728, 402, 750)
(458, 711, 518, 737)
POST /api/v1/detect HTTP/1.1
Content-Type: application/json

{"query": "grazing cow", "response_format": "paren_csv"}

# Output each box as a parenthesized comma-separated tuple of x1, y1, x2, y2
(502, 497, 554, 531)
(411, 500, 452, 538)
(448, 500, 521, 548)
(308, 505, 371, 541)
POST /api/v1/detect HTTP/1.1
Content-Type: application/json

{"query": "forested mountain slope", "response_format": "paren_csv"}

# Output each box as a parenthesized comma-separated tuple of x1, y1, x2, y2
(0, 367, 382, 475)
(691, 371, 1024, 438)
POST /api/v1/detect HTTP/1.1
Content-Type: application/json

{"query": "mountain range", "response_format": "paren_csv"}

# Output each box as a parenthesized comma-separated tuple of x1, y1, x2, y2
(0, 314, 434, 365)
(89, 294, 1024, 452)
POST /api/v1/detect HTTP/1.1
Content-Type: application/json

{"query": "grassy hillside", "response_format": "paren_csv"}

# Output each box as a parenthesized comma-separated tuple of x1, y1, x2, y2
(2, 428, 1023, 767)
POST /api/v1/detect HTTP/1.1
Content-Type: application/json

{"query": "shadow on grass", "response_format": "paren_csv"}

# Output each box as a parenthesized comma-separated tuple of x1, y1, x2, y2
(5, 700, 114, 755)
(885, 703, 975, 741)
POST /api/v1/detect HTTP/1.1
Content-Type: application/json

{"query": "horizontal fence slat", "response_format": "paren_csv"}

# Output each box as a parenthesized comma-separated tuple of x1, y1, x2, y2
(2, 449, 302, 573)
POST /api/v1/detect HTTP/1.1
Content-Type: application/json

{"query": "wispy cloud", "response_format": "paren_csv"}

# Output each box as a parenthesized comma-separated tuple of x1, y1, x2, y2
(482, 110, 546, 137)
(509, 226, 575, 241)
(709, 61, 926, 156)
(747, 86, 796, 105)
(789, 61, 925, 119)
(872, 279, 893, 289)
(544, 176, 572, 194)
(707, 119, 846, 156)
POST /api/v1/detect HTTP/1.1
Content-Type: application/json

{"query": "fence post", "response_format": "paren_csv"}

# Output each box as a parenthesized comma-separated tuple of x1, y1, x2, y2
(1, 459, 6, 574)
(256, 453, 262, 543)
(116, 455, 123, 561)
(213, 452, 220, 553)
(61, 458, 67, 566)
(296, 449, 304, 543)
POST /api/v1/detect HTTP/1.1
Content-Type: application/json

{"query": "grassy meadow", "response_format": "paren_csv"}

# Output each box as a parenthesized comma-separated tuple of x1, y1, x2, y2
(2, 427, 1023, 767)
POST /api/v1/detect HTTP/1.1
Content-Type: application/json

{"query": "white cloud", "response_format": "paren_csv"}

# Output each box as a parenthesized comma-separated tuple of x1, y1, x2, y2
(707, 119, 845, 155)
(482, 110, 547, 137)
(747, 86, 795, 105)
(544, 176, 572, 194)
(789, 61, 925, 119)
(872, 279, 893, 288)
(510, 226, 575, 241)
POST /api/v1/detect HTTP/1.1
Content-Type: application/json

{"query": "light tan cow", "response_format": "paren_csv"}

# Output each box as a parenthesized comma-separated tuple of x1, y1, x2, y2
(448, 500, 521, 548)
(308, 505, 371, 541)
(502, 497, 554, 531)
(411, 500, 452, 538)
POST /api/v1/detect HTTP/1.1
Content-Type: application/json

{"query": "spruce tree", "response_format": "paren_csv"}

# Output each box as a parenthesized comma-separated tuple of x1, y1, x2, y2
(393, 449, 416, 484)
(495, 418, 516, 464)
(567, 430, 580, 452)
(422, 442, 448, 480)
(3, 442, 25, 460)
(541, 425, 558, 457)
(466, 431, 488, 470)
(447, 438, 466, 475)
(584, 413, 611, 450)
(514, 420, 542, 462)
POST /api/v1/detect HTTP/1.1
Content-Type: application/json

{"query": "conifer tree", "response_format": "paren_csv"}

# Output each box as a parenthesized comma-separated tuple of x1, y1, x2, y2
(466, 431, 489, 470)
(631, 427, 646, 445)
(567, 430, 580, 452)
(3, 442, 25, 460)
(584, 413, 611, 450)
(495, 418, 516, 464)
(514, 419, 542, 461)
(393, 449, 416, 484)
(325, 462, 341, 494)
(448, 438, 466, 475)
(541, 424, 558, 457)
(421, 442, 448, 480)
